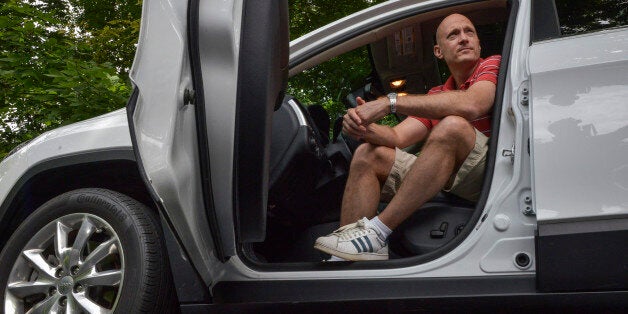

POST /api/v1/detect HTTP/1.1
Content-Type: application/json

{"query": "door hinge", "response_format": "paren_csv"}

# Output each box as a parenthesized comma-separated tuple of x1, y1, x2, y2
(521, 193, 535, 216)
(520, 87, 529, 106)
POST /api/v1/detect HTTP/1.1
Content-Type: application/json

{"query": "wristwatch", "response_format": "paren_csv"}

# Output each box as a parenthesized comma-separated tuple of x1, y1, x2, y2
(387, 92, 397, 114)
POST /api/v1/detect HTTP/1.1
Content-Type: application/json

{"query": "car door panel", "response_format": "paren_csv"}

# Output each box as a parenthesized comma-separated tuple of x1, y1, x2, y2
(128, 0, 221, 284)
(529, 29, 628, 223)
(129, 0, 289, 267)
(529, 27, 628, 292)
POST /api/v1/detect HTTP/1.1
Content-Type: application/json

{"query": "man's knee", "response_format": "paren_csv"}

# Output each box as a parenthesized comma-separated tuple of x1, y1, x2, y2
(428, 116, 475, 146)
(352, 143, 395, 176)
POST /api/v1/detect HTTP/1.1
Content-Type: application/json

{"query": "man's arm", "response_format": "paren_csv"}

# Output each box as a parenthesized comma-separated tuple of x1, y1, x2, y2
(350, 80, 497, 126)
(342, 97, 429, 148)
(359, 118, 429, 148)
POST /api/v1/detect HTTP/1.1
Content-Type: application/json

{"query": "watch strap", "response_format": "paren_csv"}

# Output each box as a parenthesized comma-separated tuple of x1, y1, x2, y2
(387, 93, 397, 114)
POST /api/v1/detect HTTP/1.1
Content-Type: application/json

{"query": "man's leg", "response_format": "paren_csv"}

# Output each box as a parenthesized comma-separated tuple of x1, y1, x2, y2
(314, 142, 395, 261)
(378, 116, 476, 230)
(314, 116, 478, 261)
(339, 143, 395, 225)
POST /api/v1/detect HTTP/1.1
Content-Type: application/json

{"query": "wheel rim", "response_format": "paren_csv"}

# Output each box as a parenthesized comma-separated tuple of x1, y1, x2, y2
(5, 213, 124, 313)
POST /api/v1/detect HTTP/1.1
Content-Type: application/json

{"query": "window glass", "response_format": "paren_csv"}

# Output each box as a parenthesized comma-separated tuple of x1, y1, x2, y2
(287, 48, 372, 123)
(555, 0, 628, 36)
(289, 0, 387, 40)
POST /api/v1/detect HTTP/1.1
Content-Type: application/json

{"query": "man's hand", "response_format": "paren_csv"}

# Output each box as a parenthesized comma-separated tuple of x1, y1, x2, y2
(342, 96, 430, 147)
(342, 97, 368, 140)
(353, 96, 389, 126)
(342, 96, 391, 140)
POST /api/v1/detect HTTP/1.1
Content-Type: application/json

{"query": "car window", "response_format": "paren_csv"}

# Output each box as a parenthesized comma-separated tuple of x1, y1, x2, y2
(287, 47, 373, 126)
(555, 0, 627, 36)
(289, 21, 508, 132)
(533, 0, 628, 41)
(289, 0, 387, 40)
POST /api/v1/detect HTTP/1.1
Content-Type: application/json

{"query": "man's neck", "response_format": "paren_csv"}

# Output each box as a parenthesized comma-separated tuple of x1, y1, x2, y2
(450, 60, 479, 88)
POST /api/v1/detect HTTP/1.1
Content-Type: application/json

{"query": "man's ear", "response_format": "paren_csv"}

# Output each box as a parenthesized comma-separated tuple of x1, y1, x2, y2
(434, 44, 443, 59)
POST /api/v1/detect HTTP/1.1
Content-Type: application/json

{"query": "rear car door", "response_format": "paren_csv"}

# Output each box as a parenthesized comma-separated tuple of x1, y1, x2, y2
(127, 0, 288, 279)
(528, 0, 628, 292)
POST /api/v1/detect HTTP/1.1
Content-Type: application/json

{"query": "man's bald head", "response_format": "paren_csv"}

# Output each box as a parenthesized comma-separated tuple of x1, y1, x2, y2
(435, 13, 475, 46)
(433, 13, 481, 70)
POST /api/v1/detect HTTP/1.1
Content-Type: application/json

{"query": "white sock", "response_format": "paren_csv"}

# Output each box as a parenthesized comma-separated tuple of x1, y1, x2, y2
(368, 216, 392, 241)
(328, 255, 346, 262)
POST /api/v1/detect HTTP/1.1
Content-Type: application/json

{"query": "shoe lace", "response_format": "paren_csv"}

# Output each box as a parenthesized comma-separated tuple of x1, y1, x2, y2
(334, 219, 375, 241)
(332, 222, 356, 234)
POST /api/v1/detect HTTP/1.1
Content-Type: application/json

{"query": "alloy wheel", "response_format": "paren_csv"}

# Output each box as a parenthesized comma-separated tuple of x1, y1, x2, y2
(4, 213, 124, 313)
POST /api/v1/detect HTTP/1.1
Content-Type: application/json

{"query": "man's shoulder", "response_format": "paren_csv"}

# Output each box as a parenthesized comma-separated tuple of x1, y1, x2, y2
(480, 55, 501, 67)
(471, 55, 501, 85)
(428, 55, 501, 94)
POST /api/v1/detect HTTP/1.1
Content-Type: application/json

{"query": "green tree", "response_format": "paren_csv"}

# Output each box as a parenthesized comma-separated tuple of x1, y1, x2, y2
(68, 0, 142, 78)
(0, 0, 140, 158)
(289, 0, 385, 39)
(287, 0, 388, 128)
(1, 0, 388, 158)
(24, 0, 141, 77)
(555, 0, 628, 35)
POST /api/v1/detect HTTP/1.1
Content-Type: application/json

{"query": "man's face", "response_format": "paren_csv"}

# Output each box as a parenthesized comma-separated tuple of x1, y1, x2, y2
(434, 14, 481, 67)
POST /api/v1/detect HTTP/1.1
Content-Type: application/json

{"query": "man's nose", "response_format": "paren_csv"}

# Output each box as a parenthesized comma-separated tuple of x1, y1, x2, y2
(459, 31, 469, 43)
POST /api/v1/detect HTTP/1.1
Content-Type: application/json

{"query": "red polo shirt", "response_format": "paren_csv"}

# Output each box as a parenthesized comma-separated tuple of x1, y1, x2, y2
(412, 55, 501, 137)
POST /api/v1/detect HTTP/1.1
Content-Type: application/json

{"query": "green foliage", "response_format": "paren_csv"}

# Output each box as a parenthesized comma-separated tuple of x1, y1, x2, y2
(69, 0, 142, 78)
(287, 48, 372, 121)
(0, 0, 140, 159)
(287, 0, 390, 132)
(0, 0, 391, 158)
(289, 0, 386, 39)
(555, 0, 628, 36)
(88, 19, 141, 79)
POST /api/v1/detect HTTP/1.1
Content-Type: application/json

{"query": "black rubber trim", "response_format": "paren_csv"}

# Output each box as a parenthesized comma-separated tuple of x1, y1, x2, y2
(182, 290, 628, 312)
(233, 0, 289, 242)
(213, 275, 536, 303)
(0, 148, 135, 247)
(289, 0, 490, 69)
(160, 215, 212, 304)
(238, 0, 518, 272)
(209, 274, 628, 309)
(187, 0, 226, 262)
(530, 0, 561, 43)
(536, 218, 628, 292)
(125, 87, 212, 295)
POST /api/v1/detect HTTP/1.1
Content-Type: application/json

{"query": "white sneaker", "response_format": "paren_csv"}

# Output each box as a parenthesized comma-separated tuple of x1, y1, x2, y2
(314, 217, 388, 261)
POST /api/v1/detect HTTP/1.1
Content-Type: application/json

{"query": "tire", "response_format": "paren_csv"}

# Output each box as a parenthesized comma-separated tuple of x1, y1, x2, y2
(0, 188, 177, 313)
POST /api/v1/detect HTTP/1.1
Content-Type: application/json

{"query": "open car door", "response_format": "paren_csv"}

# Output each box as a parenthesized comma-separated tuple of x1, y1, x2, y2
(126, 0, 288, 279)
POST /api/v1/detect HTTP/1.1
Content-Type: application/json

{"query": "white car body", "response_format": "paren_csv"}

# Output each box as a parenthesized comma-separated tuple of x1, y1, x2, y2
(1, 0, 626, 310)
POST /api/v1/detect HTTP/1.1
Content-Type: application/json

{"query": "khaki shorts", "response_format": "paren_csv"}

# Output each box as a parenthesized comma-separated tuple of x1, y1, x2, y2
(381, 129, 488, 202)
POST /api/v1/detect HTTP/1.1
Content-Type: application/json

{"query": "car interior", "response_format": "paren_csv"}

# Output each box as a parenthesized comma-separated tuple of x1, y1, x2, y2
(249, 0, 510, 264)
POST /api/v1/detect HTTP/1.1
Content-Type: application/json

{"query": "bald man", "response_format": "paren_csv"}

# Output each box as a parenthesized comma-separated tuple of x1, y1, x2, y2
(314, 14, 501, 261)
